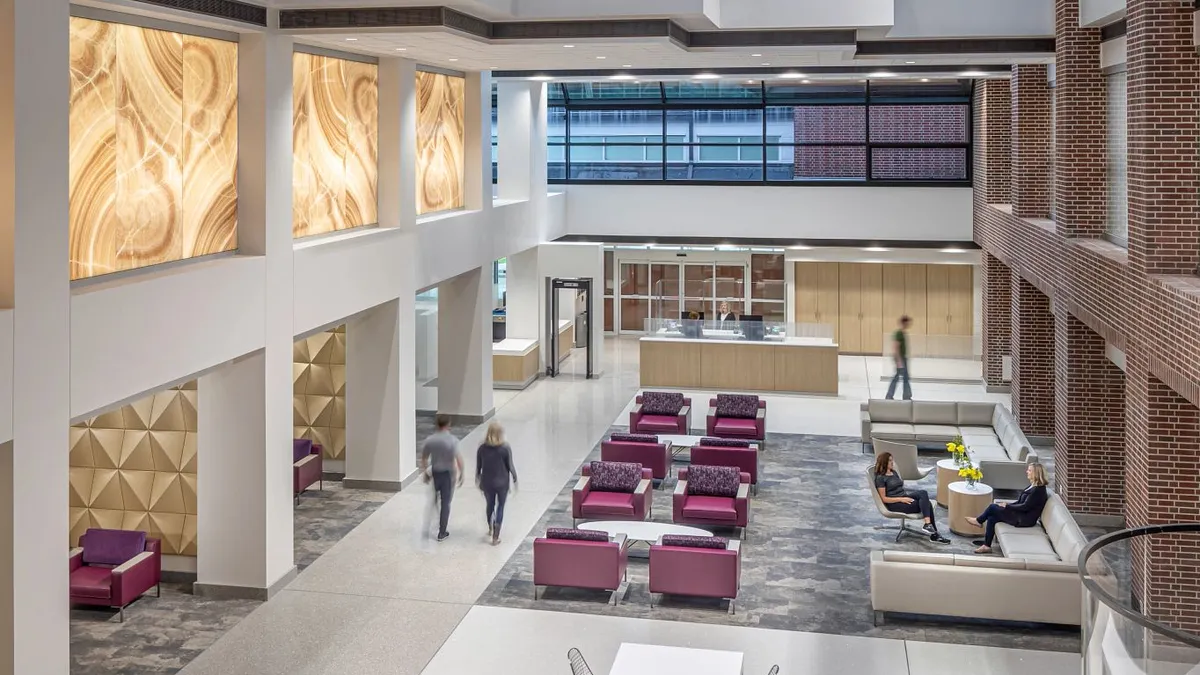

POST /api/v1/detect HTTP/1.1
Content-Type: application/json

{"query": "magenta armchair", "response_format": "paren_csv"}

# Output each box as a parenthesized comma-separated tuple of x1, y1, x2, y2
(674, 465, 751, 536)
(690, 438, 759, 493)
(572, 461, 653, 526)
(649, 534, 741, 613)
(706, 394, 766, 443)
(534, 528, 630, 604)
(630, 392, 692, 435)
(69, 528, 161, 622)
(601, 434, 671, 481)
(294, 438, 323, 503)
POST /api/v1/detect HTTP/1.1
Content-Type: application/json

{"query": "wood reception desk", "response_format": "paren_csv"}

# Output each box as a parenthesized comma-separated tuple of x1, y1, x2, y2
(639, 335, 839, 395)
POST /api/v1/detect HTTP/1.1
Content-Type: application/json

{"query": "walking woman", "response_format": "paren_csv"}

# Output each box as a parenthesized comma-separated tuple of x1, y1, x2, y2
(476, 421, 518, 546)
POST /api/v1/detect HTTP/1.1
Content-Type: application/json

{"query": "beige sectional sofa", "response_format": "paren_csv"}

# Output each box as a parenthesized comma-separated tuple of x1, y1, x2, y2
(860, 400, 1037, 491)
(870, 493, 1086, 626)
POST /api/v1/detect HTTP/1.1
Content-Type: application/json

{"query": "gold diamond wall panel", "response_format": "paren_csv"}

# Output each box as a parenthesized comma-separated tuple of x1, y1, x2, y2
(69, 381, 198, 556)
(69, 17, 238, 280)
(292, 53, 379, 238)
(416, 71, 466, 215)
(293, 326, 346, 460)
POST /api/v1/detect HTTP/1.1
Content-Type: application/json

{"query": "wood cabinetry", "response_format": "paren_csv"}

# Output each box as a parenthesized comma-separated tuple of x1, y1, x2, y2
(795, 261, 973, 355)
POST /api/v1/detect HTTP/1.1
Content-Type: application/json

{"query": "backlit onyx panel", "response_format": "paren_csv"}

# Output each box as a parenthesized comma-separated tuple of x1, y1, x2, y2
(293, 53, 378, 237)
(69, 17, 238, 280)
(416, 71, 465, 215)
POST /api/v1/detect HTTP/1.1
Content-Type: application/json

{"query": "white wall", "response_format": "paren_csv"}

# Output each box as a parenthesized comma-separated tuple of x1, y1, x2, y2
(293, 228, 412, 338)
(564, 185, 973, 242)
(712, 0, 892, 28)
(537, 243, 606, 372)
(889, 0, 1053, 38)
(1080, 0, 1125, 27)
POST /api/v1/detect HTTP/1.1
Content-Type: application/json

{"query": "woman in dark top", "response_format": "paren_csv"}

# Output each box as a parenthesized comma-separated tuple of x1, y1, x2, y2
(476, 421, 518, 546)
(874, 452, 949, 544)
(967, 463, 1049, 555)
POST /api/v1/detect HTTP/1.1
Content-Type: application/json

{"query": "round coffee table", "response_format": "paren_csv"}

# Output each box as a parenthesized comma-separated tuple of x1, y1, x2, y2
(935, 459, 960, 507)
(947, 481, 993, 536)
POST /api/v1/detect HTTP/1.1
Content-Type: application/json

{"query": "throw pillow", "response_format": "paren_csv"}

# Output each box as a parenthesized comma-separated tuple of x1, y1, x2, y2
(640, 391, 685, 416)
(661, 534, 728, 549)
(686, 464, 740, 498)
(589, 461, 643, 492)
(699, 437, 752, 447)
(293, 438, 314, 463)
(610, 433, 659, 444)
(545, 527, 609, 542)
(81, 528, 147, 566)
(715, 394, 760, 419)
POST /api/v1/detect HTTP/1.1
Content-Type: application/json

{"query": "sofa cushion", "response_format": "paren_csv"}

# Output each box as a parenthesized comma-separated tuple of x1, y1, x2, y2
(998, 531, 1059, 560)
(1040, 495, 1070, 538)
(588, 461, 643, 493)
(881, 550, 953, 565)
(293, 438, 314, 463)
(957, 402, 997, 426)
(913, 424, 962, 442)
(610, 433, 659, 444)
(661, 534, 727, 549)
(546, 527, 609, 542)
(69, 566, 114, 599)
(634, 415, 681, 432)
(870, 423, 916, 440)
(580, 491, 635, 517)
(699, 437, 752, 448)
(959, 426, 997, 439)
(1053, 524, 1089, 565)
(80, 529, 146, 567)
(967, 445, 1010, 462)
(713, 418, 758, 436)
(641, 391, 685, 416)
(715, 394, 760, 419)
(686, 465, 741, 498)
(1025, 559, 1079, 573)
(868, 400, 912, 423)
(681, 495, 738, 522)
(952, 555, 1029, 570)
(912, 401, 959, 425)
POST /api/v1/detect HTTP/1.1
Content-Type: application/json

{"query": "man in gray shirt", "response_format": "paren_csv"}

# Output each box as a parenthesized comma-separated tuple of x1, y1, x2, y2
(420, 415, 463, 542)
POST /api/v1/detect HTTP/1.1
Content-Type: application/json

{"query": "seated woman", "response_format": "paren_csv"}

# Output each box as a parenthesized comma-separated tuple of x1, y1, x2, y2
(874, 452, 949, 544)
(966, 462, 1049, 555)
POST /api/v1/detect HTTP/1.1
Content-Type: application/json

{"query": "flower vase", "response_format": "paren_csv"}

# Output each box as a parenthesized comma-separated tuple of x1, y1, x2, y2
(967, 478, 977, 489)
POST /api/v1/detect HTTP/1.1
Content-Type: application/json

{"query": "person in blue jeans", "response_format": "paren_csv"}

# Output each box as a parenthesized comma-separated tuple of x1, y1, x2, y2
(885, 315, 912, 400)
(967, 463, 1049, 554)
(476, 421, 518, 546)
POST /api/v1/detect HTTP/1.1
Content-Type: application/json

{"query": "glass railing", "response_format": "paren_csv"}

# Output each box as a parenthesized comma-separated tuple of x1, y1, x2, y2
(1080, 524, 1200, 675)
(644, 318, 834, 342)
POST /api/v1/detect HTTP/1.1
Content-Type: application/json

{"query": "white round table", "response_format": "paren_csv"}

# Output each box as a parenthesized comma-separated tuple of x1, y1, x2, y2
(935, 459, 960, 508)
(947, 481, 993, 537)
(579, 521, 712, 557)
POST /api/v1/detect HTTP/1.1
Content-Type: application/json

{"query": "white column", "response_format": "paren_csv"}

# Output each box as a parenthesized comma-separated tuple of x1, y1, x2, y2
(0, 0, 71, 671)
(196, 29, 294, 599)
(378, 57, 417, 232)
(437, 267, 494, 422)
(464, 71, 493, 214)
(504, 246, 540, 341)
(496, 81, 533, 201)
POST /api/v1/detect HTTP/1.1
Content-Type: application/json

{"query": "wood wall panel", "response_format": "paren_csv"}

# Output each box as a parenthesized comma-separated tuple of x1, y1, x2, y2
(838, 263, 862, 353)
(860, 263, 884, 354)
(69, 17, 238, 280)
(926, 265, 951, 335)
(416, 71, 465, 215)
(294, 326, 346, 460)
(947, 266, 974, 336)
(904, 264, 929, 335)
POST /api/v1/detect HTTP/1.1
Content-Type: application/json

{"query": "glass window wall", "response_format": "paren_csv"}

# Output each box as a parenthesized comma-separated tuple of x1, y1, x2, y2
(1106, 70, 1128, 246)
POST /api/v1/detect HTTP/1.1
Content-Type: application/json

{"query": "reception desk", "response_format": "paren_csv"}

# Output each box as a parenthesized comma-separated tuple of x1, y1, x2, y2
(639, 335, 839, 395)
(493, 339, 540, 390)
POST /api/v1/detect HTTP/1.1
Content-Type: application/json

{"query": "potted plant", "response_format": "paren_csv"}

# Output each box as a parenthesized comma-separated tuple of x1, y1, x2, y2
(958, 464, 983, 488)
(945, 435, 968, 467)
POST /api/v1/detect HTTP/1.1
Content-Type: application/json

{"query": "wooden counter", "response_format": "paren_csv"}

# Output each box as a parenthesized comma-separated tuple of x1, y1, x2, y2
(639, 337, 839, 395)
(557, 319, 574, 364)
(493, 339, 540, 390)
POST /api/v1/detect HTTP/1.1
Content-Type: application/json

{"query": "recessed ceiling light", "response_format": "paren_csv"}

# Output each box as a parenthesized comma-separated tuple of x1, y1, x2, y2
(596, 56, 606, 60)
(563, 44, 575, 48)
(863, 246, 889, 252)
(746, 79, 756, 84)
(623, 64, 632, 68)
(940, 247, 966, 253)
(395, 47, 407, 51)
(959, 69, 987, 77)
(751, 53, 762, 57)
(921, 78, 930, 82)
(868, 71, 895, 78)
(448, 58, 458, 62)
(802, 79, 811, 84)
(779, 72, 805, 79)
(905, 61, 916, 64)
(789, 245, 812, 250)
(693, 73, 720, 80)
(345, 37, 358, 41)
(530, 75, 554, 81)
(609, 74, 635, 80)
(761, 62, 771, 66)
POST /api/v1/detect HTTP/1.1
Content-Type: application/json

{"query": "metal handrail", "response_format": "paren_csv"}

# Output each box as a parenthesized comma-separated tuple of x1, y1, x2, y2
(1077, 522, 1200, 650)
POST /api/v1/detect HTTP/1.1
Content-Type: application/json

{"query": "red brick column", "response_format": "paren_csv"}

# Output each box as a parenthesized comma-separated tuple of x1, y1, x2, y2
(1053, 308, 1124, 516)
(1053, 0, 1105, 235)
(1126, 0, 1200, 275)
(1010, 65, 1052, 219)
(972, 79, 1011, 205)
(1010, 276, 1055, 437)
(981, 252, 1011, 388)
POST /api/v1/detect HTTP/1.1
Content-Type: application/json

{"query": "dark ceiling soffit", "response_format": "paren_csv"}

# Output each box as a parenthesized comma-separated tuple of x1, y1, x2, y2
(687, 29, 855, 48)
(493, 65, 1009, 78)
(856, 38, 1055, 55)
(133, 0, 266, 26)
(554, 234, 981, 249)
(1100, 19, 1127, 42)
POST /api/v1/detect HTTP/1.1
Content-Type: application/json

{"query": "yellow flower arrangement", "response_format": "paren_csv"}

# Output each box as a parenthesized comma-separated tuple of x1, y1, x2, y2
(958, 465, 983, 486)
(946, 437, 968, 466)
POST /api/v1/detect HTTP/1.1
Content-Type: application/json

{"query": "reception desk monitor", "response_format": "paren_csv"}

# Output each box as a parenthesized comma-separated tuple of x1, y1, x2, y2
(680, 312, 705, 339)
(740, 315, 764, 341)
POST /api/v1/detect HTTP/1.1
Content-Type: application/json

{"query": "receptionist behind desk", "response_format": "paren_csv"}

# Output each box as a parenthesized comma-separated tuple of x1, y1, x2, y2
(716, 301, 740, 330)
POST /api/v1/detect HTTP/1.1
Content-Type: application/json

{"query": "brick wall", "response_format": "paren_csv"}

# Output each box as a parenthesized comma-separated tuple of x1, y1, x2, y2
(974, 79, 1011, 205)
(868, 105, 967, 142)
(1010, 65, 1052, 219)
(793, 106, 864, 142)
(981, 251, 1012, 387)
(1010, 276, 1056, 437)
(1054, 0, 1105, 235)
(793, 146, 865, 179)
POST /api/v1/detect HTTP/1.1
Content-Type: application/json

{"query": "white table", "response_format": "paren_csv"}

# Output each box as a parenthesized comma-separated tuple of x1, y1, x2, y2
(579, 520, 713, 558)
(609, 643, 744, 675)
(948, 480, 994, 536)
(656, 435, 760, 463)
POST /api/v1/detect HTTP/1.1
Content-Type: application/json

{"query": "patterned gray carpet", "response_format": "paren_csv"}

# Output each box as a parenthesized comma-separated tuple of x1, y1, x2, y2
(477, 430, 1083, 653)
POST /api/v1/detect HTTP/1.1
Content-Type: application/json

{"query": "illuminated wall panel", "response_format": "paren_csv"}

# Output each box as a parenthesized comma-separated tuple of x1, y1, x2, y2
(69, 17, 238, 280)
(293, 53, 379, 238)
(416, 71, 466, 215)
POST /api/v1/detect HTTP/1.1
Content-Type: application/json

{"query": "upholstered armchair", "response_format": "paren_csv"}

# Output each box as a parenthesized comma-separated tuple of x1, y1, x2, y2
(706, 394, 766, 443)
(690, 437, 760, 494)
(533, 527, 630, 603)
(69, 528, 161, 621)
(629, 392, 692, 435)
(649, 534, 741, 614)
(673, 465, 750, 535)
(601, 433, 671, 481)
(572, 461, 653, 526)
(294, 438, 323, 503)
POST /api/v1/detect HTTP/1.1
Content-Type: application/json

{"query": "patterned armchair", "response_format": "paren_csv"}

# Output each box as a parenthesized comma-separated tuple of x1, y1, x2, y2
(649, 534, 741, 613)
(534, 527, 630, 603)
(572, 461, 653, 526)
(629, 392, 691, 435)
(600, 433, 671, 481)
(294, 438, 323, 503)
(673, 465, 751, 535)
(691, 437, 759, 493)
(69, 528, 161, 622)
(706, 394, 766, 443)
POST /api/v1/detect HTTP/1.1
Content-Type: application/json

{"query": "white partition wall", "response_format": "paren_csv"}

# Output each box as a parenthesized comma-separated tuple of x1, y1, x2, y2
(437, 267, 495, 422)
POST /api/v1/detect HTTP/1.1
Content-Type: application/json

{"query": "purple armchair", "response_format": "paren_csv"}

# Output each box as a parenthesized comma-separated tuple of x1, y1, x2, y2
(674, 465, 751, 536)
(601, 433, 671, 481)
(691, 437, 759, 494)
(649, 534, 741, 613)
(69, 528, 161, 621)
(533, 528, 630, 604)
(572, 461, 653, 526)
(630, 392, 692, 435)
(706, 394, 766, 443)
(294, 438, 323, 503)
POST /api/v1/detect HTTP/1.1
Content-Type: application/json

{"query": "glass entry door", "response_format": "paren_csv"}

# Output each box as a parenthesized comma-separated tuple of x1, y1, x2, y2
(618, 262, 650, 332)
(683, 263, 747, 318)
(616, 259, 748, 333)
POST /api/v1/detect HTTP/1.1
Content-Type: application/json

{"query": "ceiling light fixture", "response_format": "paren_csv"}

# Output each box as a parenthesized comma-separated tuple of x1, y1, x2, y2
(761, 62, 771, 66)
(959, 69, 987, 77)
(863, 246, 889, 252)
(609, 74, 635, 80)
(940, 247, 967, 254)
(921, 78, 930, 82)
(693, 73, 720, 80)
(448, 58, 458, 62)
(747, 79, 755, 84)
(395, 47, 407, 51)
(789, 245, 812, 250)
(596, 56, 607, 59)
(622, 64, 632, 68)
(530, 75, 554, 81)
(905, 61, 916, 64)
(563, 44, 575, 48)
(779, 72, 805, 79)
(802, 79, 811, 84)
(868, 71, 895, 78)
(751, 53, 762, 57)
(345, 37, 358, 41)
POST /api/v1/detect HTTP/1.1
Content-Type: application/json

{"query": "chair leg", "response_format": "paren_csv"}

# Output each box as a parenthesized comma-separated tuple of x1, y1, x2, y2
(156, 583, 161, 598)
(119, 607, 125, 623)
(727, 599, 735, 615)
(874, 610, 884, 627)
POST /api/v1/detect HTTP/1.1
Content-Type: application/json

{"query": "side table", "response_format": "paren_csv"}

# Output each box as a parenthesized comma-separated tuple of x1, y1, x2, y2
(948, 481, 993, 536)
(935, 459, 960, 508)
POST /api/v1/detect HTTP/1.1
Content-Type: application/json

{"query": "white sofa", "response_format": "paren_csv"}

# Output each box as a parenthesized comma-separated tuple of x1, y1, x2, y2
(860, 400, 1037, 491)
(870, 493, 1086, 626)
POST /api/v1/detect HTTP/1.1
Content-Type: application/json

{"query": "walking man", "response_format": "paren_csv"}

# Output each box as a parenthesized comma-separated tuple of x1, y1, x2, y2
(885, 315, 912, 400)
(420, 414, 464, 542)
